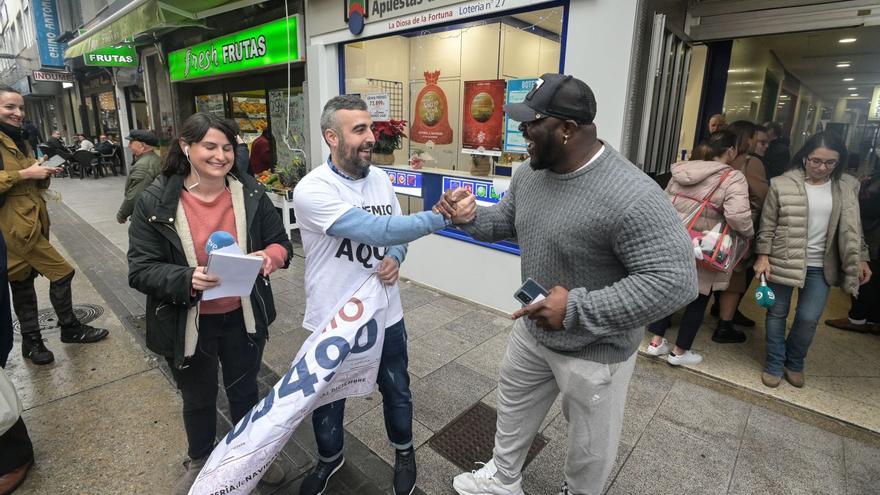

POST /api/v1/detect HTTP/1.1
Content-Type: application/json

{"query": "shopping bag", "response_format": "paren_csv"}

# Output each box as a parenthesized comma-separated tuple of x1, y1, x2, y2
(0, 367, 22, 435)
(675, 169, 749, 273)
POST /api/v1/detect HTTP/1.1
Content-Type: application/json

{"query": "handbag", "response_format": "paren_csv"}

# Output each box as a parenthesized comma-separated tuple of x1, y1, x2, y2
(0, 367, 22, 436)
(674, 169, 750, 273)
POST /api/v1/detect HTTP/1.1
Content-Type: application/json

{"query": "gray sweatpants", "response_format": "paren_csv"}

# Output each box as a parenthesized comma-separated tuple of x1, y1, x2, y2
(493, 320, 636, 495)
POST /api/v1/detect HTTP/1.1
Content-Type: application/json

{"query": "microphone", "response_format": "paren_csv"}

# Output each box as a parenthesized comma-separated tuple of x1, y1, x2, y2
(206, 231, 235, 254)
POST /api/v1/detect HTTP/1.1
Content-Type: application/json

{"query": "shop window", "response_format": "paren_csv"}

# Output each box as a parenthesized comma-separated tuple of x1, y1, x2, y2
(342, 5, 563, 178)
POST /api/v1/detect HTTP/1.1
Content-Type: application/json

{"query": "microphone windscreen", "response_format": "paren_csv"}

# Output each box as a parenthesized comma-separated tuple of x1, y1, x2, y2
(206, 231, 235, 254)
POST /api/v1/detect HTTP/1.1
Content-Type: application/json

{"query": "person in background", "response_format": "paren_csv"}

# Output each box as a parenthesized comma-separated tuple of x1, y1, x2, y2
(708, 113, 727, 133)
(825, 166, 880, 334)
(647, 130, 753, 365)
(44, 130, 70, 159)
(763, 121, 790, 179)
(752, 125, 770, 159)
(116, 130, 163, 224)
(710, 120, 769, 342)
(294, 95, 474, 495)
(222, 119, 250, 177)
(445, 74, 697, 495)
(127, 113, 293, 494)
(95, 134, 114, 155)
(249, 128, 274, 176)
(76, 133, 95, 152)
(0, 85, 109, 366)
(1, 230, 34, 495)
(754, 131, 871, 388)
(21, 120, 41, 154)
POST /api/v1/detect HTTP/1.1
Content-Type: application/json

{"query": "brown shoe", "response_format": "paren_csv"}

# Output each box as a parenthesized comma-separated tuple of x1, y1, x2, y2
(825, 318, 873, 334)
(761, 372, 782, 388)
(0, 459, 32, 495)
(784, 368, 805, 388)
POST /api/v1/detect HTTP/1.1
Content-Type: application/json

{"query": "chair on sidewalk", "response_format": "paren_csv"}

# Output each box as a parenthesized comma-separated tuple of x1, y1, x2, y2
(71, 150, 102, 179)
(98, 151, 122, 176)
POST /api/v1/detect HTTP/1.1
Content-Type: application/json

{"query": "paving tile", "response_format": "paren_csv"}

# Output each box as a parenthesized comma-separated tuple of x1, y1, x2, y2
(347, 405, 434, 465)
(17, 370, 188, 495)
(341, 387, 383, 426)
(414, 445, 460, 495)
(439, 310, 511, 346)
(607, 417, 737, 495)
(404, 302, 462, 341)
(618, 359, 676, 446)
(727, 406, 846, 495)
(844, 437, 880, 495)
(455, 330, 510, 380)
(655, 379, 750, 450)
(412, 363, 497, 431)
(430, 295, 477, 315)
(6, 311, 153, 410)
(399, 281, 442, 311)
(407, 327, 479, 378)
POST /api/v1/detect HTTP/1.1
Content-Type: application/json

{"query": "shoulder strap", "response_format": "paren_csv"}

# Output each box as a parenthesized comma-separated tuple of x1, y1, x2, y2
(686, 169, 734, 230)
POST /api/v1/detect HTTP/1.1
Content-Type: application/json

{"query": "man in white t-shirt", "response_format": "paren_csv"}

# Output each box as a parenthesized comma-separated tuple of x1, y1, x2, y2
(293, 95, 474, 495)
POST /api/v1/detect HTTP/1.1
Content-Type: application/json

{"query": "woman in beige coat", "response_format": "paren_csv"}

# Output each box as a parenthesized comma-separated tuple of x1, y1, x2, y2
(754, 131, 871, 388)
(646, 130, 754, 365)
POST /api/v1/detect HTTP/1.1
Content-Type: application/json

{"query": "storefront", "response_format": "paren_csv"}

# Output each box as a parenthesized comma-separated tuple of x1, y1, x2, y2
(305, 0, 640, 312)
(167, 15, 309, 170)
(78, 71, 123, 141)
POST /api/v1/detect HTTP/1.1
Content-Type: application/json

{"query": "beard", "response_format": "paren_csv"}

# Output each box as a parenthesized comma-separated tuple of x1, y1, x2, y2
(338, 135, 372, 178)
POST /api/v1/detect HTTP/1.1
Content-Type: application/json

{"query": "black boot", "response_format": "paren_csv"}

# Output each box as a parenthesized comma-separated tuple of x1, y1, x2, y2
(50, 272, 109, 344)
(712, 320, 747, 344)
(10, 278, 55, 365)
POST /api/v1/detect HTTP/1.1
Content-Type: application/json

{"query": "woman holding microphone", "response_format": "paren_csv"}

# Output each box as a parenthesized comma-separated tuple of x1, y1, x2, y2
(127, 113, 292, 494)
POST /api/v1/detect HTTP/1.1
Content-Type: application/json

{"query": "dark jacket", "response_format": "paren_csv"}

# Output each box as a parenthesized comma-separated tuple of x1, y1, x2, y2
(764, 138, 791, 179)
(127, 170, 292, 368)
(116, 151, 162, 222)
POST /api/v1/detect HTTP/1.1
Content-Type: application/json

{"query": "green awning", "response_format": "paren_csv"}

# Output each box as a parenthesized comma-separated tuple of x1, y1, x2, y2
(64, 0, 239, 58)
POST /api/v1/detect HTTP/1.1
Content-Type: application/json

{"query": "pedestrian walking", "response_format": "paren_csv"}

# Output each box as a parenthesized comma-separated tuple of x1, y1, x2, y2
(126, 113, 293, 494)
(293, 95, 474, 495)
(440, 73, 698, 495)
(116, 130, 162, 223)
(646, 130, 754, 365)
(0, 85, 108, 366)
(754, 131, 872, 389)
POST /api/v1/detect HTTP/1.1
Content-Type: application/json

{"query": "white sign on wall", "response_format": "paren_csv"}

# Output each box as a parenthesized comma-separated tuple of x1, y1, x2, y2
(366, 93, 390, 121)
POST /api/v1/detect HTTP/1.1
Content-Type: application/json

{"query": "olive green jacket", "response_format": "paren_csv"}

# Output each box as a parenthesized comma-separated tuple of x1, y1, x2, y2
(0, 133, 50, 255)
(756, 169, 869, 295)
(117, 151, 162, 222)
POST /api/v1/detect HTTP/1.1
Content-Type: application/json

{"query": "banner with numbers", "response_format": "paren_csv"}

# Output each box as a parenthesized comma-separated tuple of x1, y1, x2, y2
(188, 276, 389, 495)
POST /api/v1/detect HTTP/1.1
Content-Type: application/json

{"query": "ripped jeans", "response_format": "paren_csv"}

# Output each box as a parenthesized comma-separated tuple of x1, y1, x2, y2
(310, 318, 413, 461)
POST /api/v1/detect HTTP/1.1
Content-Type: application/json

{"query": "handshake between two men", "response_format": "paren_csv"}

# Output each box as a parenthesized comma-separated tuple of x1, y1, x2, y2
(432, 187, 477, 224)
(429, 186, 569, 331)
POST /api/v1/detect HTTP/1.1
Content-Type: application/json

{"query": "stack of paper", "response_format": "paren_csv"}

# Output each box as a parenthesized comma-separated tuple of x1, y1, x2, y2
(203, 244, 263, 301)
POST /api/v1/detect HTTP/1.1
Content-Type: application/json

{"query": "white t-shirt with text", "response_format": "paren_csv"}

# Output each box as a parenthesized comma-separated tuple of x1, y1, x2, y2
(292, 163, 404, 331)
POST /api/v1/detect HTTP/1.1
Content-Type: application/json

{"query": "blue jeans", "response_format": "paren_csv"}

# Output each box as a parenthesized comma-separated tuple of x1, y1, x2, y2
(764, 267, 831, 376)
(311, 318, 413, 461)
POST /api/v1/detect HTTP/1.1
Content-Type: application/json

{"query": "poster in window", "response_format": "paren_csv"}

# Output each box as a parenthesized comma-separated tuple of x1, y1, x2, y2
(503, 78, 538, 153)
(461, 79, 505, 155)
(411, 70, 453, 145)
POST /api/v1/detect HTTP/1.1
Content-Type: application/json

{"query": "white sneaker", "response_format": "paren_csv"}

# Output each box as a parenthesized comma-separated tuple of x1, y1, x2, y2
(645, 338, 670, 356)
(452, 459, 523, 495)
(667, 350, 703, 366)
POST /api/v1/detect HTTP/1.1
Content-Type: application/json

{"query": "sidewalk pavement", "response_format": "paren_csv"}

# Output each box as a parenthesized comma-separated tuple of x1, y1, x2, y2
(6, 175, 879, 494)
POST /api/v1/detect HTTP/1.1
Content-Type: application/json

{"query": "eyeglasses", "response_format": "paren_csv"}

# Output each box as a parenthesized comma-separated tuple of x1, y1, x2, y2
(805, 156, 838, 169)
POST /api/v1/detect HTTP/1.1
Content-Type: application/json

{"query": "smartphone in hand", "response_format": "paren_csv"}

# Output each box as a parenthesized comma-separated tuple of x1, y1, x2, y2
(514, 278, 548, 306)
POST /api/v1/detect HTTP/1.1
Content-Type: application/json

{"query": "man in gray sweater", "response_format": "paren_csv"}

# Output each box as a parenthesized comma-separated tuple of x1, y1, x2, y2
(439, 74, 697, 495)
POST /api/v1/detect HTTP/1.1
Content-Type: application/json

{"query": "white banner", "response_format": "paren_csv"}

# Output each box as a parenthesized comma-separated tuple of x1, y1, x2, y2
(188, 275, 389, 495)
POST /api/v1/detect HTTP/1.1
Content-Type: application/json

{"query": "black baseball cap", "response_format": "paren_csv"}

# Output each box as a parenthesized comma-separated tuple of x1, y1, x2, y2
(126, 129, 159, 147)
(504, 73, 597, 125)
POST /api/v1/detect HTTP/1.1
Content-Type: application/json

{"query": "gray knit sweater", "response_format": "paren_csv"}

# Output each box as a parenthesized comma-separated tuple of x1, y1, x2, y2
(462, 145, 698, 363)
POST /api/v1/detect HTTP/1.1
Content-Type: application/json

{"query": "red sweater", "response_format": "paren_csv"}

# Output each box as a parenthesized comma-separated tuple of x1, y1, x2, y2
(181, 189, 287, 314)
(249, 135, 272, 175)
